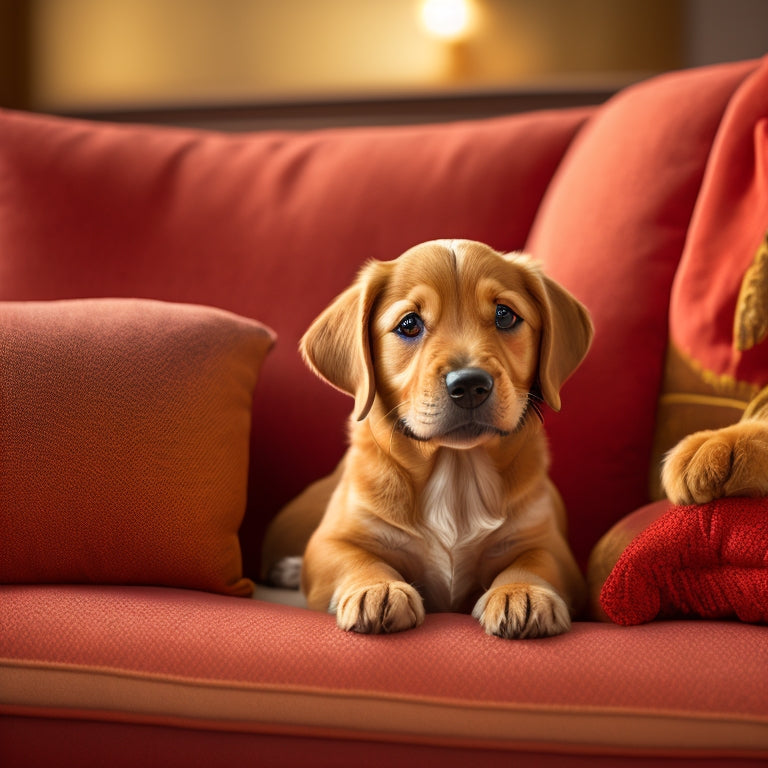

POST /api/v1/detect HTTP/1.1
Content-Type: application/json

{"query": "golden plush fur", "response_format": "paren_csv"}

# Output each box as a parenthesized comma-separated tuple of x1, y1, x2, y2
(662, 385, 768, 504)
(263, 240, 593, 638)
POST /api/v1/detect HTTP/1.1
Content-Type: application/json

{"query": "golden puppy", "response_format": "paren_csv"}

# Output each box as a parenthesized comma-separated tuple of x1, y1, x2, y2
(662, 386, 768, 504)
(263, 239, 593, 638)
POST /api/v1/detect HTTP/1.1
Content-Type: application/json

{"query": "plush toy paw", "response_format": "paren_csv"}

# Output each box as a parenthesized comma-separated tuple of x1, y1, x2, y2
(332, 581, 425, 634)
(472, 583, 571, 639)
(662, 422, 768, 505)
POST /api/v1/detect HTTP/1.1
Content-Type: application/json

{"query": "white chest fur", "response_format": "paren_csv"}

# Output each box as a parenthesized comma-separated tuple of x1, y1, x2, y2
(417, 448, 505, 610)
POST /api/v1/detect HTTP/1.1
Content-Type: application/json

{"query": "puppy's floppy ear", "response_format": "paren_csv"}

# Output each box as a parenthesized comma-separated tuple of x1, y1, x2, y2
(533, 274, 594, 412)
(300, 260, 389, 421)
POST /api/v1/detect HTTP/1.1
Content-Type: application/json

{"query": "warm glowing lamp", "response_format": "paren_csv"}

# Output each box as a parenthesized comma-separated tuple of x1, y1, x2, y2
(420, 0, 473, 42)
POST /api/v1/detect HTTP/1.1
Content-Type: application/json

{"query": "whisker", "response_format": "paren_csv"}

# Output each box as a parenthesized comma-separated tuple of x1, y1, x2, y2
(366, 401, 409, 455)
(389, 418, 398, 455)
(525, 392, 544, 423)
(371, 402, 406, 429)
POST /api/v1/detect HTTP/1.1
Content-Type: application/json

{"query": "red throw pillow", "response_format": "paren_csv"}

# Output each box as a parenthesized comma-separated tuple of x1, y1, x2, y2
(525, 60, 758, 564)
(0, 299, 274, 595)
(651, 56, 768, 485)
(592, 498, 768, 625)
(671, 57, 768, 387)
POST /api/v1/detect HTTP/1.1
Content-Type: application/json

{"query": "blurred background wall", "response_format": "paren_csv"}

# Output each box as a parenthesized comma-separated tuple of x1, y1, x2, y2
(1, 0, 766, 117)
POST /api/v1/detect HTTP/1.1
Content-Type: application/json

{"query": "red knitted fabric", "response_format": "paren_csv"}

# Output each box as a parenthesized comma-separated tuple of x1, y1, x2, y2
(599, 497, 768, 625)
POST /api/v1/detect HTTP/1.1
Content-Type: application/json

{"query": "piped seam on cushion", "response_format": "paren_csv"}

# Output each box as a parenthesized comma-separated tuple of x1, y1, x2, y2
(1, 658, 767, 756)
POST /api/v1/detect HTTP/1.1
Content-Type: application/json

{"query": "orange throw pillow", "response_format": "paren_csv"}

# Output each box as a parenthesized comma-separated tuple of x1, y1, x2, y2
(0, 299, 274, 596)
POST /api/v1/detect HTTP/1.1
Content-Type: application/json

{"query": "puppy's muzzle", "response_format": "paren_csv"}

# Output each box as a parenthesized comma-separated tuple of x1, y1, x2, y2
(445, 367, 494, 410)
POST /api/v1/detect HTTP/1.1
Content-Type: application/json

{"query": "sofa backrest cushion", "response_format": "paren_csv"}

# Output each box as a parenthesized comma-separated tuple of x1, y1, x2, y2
(525, 59, 757, 563)
(0, 299, 274, 595)
(0, 107, 590, 576)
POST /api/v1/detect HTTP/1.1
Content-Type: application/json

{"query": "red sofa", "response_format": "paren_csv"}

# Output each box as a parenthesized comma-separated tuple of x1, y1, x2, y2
(1, 57, 767, 766)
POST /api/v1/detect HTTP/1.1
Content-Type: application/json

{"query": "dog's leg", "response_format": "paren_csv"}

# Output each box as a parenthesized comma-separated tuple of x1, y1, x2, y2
(662, 388, 768, 505)
(266, 555, 303, 589)
(662, 420, 768, 505)
(473, 547, 583, 639)
(261, 464, 343, 584)
(303, 537, 425, 634)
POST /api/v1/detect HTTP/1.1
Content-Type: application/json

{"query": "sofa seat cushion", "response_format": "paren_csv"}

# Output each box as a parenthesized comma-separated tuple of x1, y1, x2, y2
(0, 299, 274, 596)
(524, 60, 758, 564)
(1, 586, 767, 764)
(0, 107, 592, 576)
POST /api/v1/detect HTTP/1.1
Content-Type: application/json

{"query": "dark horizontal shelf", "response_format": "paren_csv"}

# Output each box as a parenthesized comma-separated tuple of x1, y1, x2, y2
(61, 84, 623, 132)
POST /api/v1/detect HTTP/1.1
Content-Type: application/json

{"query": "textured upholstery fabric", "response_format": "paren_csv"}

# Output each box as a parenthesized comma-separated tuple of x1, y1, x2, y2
(0, 106, 592, 576)
(0, 299, 274, 595)
(6, 719, 766, 768)
(525, 60, 757, 564)
(1, 586, 767, 762)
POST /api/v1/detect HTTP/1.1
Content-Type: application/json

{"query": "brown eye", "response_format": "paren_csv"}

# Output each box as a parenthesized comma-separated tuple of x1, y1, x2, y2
(395, 313, 424, 339)
(495, 304, 521, 331)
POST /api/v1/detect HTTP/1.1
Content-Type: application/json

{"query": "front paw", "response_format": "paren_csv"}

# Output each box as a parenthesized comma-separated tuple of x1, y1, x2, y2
(333, 581, 425, 634)
(662, 424, 768, 505)
(472, 583, 571, 639)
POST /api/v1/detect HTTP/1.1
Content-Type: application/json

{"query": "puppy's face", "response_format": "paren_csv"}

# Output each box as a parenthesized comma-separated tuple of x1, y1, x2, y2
(371, 242, 542, 448)
(301, 240, 593, 449)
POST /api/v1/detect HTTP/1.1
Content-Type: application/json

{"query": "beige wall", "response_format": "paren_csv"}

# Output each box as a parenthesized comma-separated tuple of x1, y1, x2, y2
(27, 0, 685, 110)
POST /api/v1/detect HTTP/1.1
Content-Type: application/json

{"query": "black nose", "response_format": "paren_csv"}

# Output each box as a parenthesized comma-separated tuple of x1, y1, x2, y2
(445, 368, 494, 409)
